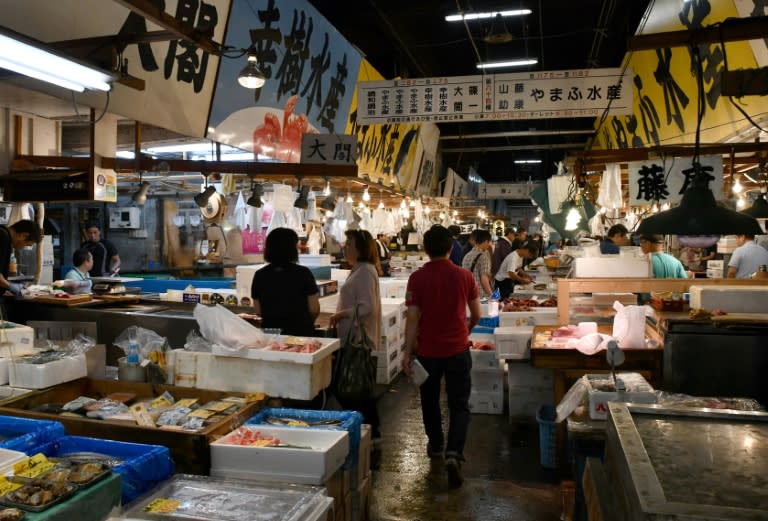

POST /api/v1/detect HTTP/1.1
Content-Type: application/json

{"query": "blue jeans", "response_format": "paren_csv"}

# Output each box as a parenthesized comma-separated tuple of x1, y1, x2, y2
(418, 350, 472, 460)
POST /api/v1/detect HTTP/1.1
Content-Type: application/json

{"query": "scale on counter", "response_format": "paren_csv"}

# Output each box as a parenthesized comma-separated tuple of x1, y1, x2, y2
(90, 277, 143, 295)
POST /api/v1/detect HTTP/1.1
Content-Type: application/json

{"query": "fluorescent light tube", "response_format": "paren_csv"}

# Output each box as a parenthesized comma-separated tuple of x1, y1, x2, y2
(477, 59, 538, 69)
(446, 9, 531, 22)
(0, 28, 112, 92)
(514, 159, 542, 164)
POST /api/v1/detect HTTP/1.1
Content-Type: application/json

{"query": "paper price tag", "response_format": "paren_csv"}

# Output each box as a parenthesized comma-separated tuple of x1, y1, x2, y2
(173, 398, 198, 409)
(14, 453, 55, 478)
(0, 477, 22, 496)
(130, 403, 157, 427)
(144, 498, 181, 513)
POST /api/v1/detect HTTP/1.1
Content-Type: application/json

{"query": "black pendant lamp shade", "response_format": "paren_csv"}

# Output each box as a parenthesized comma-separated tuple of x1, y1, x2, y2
(194, 185, 217, 208)
(636, 169, 763, 236)
(294, 184, 310, 209)
(320, 192, 336, 212)
(247, 183, 263, 208)
(741, 193, 768, 219)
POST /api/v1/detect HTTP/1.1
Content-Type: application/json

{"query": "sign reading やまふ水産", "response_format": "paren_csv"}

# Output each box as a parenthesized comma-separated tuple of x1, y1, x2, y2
(356, 68, 633, 125)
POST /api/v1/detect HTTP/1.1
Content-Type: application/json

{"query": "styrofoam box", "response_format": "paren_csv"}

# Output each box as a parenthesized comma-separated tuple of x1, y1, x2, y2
(689, 285, 768, 313)
(0, 386, 31, 400)
(469, 390, 503, 415)
(493, 326, 534, 359)
(0, 322, 35, 357)
(0, 359, 9, 385)
(193, 339, 339, 400)
(331, 268, 351, 283)
(0, 448, 28, 476)
(381, 308, 399, 331)
(376, 354, 401, 385)
(574, 257, 651, 278)
(211, 426, 349, 485)
(586, 372, 656, 420)
(299, 254, 332, 266)
(379, 279, 408, 299)
(507, 385, 553, 420)
(212, 337, 339, 363)
(235, 263, 267, 302)
(499, 309, 558, 328)
(706, 269, 723, 279)
(469, 333, 497, 369)
(374, 341, 399, 369)
(706, 260, 725, 270)
(472, 369, 504, 394)
(507, 362, 554, 388)
(349, 424, 371, 490)
(9, 354, 87, 389)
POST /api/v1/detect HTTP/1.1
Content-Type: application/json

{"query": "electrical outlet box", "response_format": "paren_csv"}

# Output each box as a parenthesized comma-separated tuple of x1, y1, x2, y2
(109, 207, 141, 229)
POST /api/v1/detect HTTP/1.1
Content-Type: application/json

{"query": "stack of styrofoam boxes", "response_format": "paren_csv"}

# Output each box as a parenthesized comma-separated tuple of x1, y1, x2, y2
(507, 363, 554, 421)
(0, 322, 35, 386)
(235, 264, 266, 305)
(493, 326, 535, 360)
(348, 424, 372, 521)
(376, 298, 405, 385)
(706, 260, 724, 279)
(468, 333, 504, 414)
(379, 278, 408, 299)
(716, 235, 738, 255)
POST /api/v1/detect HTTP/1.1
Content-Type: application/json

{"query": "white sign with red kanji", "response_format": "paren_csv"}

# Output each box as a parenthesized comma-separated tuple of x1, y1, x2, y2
(628, 155, 724, 206)
(357, 68, 633, 125)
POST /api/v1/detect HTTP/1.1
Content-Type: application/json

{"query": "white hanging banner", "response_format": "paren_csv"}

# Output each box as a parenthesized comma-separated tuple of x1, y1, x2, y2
(628, 155, 724, 206)
(357, 68, 633, 125)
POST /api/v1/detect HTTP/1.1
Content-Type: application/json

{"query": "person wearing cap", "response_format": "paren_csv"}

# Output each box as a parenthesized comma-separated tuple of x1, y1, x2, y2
(600, 224, 629, 254)
(81, 221, 121, 277)
(639, 234, 687, 278)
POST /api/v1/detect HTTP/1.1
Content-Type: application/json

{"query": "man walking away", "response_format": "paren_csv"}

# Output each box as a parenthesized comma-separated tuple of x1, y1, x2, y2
(448, 225, 463, 266)
(461, 229, 493, 299)
(403, 225, 481, 488)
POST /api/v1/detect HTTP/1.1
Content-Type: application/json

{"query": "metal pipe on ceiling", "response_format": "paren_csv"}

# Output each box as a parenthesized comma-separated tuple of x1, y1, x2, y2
(440, 129, 595, 140)
(443, 142, 587, 153)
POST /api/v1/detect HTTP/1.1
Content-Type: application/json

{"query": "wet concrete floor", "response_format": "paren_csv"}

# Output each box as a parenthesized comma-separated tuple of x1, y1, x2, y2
(370, 377, 563, 521)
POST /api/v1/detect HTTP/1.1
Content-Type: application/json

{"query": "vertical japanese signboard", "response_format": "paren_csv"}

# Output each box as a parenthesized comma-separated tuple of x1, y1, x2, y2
(357, 68, 633, 125)
(628, 155, 724, 206)
(207, 0, 362, 162)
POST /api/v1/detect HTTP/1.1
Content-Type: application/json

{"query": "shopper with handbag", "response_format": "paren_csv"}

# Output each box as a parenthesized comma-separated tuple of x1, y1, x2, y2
(403, 225, 481, 488)
(329, 229, 382, 441)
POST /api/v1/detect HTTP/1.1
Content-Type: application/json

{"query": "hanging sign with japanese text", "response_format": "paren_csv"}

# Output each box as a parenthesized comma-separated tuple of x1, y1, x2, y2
(300, 134, 356, 165)
(628, 155, 724, 206)
(207, 0, 362, 162)
(357, 68, 633, 125)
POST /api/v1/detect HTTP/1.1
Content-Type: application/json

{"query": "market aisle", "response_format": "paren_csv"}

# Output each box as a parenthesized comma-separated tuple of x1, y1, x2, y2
(368, 377, 563, 521)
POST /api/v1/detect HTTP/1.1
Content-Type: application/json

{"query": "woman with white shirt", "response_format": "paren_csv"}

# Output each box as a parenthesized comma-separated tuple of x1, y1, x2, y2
(330, 229, 383, 441)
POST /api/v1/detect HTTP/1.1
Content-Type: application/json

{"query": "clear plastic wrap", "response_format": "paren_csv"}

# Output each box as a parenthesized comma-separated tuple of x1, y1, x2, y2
(114, 326, 168, 361)
(655, 392, 765, 412)
(183, 329, 212, 352)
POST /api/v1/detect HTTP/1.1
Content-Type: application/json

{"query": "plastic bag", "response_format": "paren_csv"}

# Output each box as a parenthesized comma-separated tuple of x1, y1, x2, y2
(66, 333, 96, 356)
(184, 329, 212, 352)
(565, 332, 615, 355)
(333, 307, 376, 400)
(193, 304, 266, 350)
(114, 326, 168, 360)
(612, 302, 654, 348)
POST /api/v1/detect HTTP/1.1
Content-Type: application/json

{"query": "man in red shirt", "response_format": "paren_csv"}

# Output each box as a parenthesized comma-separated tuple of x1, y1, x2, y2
(403, 225, 481, 488)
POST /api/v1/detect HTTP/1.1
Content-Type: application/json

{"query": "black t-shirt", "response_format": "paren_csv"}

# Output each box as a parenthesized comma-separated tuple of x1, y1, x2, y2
(251, 262, 319, 336)
(0, 226, 10, 278)
(81, 238, 118, 276)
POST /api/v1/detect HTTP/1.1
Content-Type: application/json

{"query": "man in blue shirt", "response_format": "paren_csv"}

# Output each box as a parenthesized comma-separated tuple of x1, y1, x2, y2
(727, 234, 768, 278)
(600, 224, 629, 254)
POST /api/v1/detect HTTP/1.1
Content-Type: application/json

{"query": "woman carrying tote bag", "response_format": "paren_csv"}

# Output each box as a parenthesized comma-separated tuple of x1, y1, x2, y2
(330, 229, 382, 441)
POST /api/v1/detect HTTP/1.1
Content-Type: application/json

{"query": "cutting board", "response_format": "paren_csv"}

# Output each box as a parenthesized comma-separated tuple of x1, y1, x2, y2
(31, 294, 93, 306)
(711, 312, 768, 324)
(94, 294, 141, 303)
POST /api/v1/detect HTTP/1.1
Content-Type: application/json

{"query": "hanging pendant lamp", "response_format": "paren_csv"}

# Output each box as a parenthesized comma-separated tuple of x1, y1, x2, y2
(741, 193, 768, 219)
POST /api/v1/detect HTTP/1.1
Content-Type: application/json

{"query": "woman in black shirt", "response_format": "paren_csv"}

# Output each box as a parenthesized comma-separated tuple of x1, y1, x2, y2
(250, 228, 320, 336)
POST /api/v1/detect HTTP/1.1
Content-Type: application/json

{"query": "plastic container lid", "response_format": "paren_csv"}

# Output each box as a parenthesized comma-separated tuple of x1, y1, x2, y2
(0, 448, 29, 476)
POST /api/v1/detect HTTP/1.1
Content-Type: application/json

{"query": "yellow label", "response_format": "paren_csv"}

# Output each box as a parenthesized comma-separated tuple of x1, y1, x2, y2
(187, 408, 215, 419)
(149, 395, 173, 410)
(202, 401, 232, 412)
(0, 477, 22, 496)
(14, 453, 56, 478)
(130, 403, 156, 427)
(144, 498, 181, 513)
(173, 398, 198, 409)
(244, 392, 265, 403)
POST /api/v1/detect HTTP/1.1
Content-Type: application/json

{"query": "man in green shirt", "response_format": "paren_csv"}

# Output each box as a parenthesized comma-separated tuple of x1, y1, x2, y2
(639, 234, 687, 278)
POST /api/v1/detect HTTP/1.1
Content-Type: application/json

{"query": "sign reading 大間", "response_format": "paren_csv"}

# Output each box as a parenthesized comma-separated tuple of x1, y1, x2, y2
(356, 68, 633, 125)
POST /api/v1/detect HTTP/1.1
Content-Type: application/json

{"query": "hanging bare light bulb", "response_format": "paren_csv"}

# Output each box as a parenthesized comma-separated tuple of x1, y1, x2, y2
(732, 175, 743, 194)
(452, 209, 458, 217)
(362, 185, 371, 202)
(400, 198, 406, 210)
(358, 200, 365, 209)
(424, 206, 431, 215)
(323, 178, 331, 196)
(409, 197, 416, 207)
(737, 197, 746, 209)
(378, 190, 384, 209)
(346, 192, 353, 204)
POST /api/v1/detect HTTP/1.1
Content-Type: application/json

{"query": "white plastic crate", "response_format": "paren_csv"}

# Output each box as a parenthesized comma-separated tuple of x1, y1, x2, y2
(499, 309, 558, 328)
(493, 326, 534, 359)
(0, 322, 35, 357)
(210, 426, 349, 485)
(469, 390, 503, 415)
(585, 372, 656, 420)
(471, 369, 504, 394)
(9, 354, 87, 389)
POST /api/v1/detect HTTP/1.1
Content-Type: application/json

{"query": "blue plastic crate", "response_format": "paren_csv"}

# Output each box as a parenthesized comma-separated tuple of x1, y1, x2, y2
(478, 315, 500, 328)
(246, 408, 363, 470)
(471, 326, 496, 335)
(29, 435, 175, 504)
(0, 416, 65, 453)
(536, 405, 557, 469)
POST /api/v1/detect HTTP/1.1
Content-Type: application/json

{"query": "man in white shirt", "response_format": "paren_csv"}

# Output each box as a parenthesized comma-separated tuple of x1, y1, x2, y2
(494, 242, 534, 299)
(375, 234, 391, 276)
(727, 234, 768, 278)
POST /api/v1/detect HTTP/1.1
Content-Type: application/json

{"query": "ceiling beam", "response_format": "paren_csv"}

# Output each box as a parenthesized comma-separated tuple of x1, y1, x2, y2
(110, 0, 222, 55)
(628, 16, 768, 52)
(102, 157, 359, 178)
(440, 129, 595, 140)
(443, 143, 587, 153)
